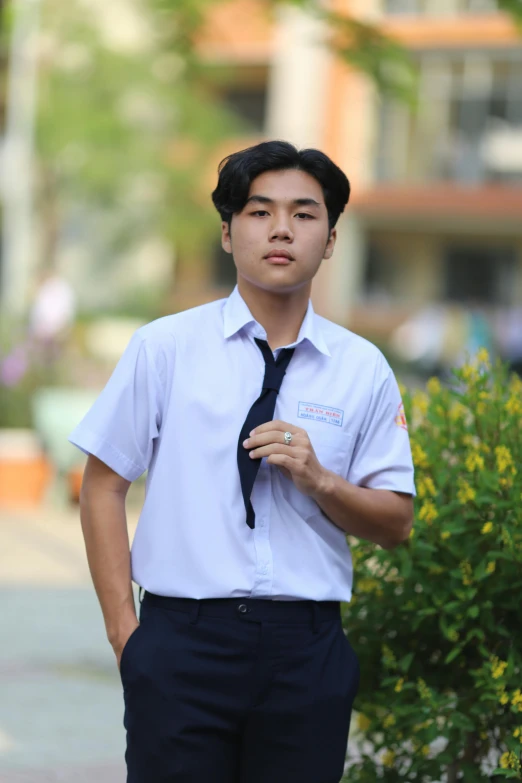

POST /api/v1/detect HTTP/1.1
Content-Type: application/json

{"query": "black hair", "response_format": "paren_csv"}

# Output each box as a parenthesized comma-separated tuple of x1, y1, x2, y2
(211, 140, 350, 232)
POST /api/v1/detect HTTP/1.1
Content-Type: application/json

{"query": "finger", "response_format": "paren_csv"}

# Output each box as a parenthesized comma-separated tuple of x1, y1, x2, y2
(266, 453, 293, 469)
(244, 430, 300, 449)
(250, 420, 301, 437)
(249, 444, 296, 460)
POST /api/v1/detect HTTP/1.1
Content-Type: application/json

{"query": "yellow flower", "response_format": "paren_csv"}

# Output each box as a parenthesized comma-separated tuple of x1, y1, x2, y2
(509, 374, 522, 394)
(383, 714, 396, 728)
(512, 690, 522, 706)
(499, 691, 509, 705)
(411, 440, 429, 469)
(476, 402, 486, 415)
(382, 750, 395, 768)
(457, 479, 476, 504)
(499, 751, 519, 770)
(506, 396, 522, 416)
(418, 476, 436, 499)
(461, 363, 478, 382)
(412, 391, 429, 416)
(514, 727, 522, 739)
(356, 713, 371, 732)
(450, 402, 468, 421)
(419, 501, 438, 524)
(395, 678, 404, 693)
(495, 446, 516, 475)
(426, 377, 441, 395)
(476, 347, 490, 365)
(441, 531, 451, 541)
(491, 657, 508, 679)
(357, 578, 381, 593)
(421, 745, 430, 756)
(481, 522, 493, 534)
(417, 678, 431, 700)
(466, 452, 485, 472)
(460, 560, 473, 586)
(486, 561, 496, 574)
(409, 527, 415, 539)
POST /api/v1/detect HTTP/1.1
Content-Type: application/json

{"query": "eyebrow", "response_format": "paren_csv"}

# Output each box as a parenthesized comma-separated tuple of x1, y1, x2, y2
(245, 195, 322, 209)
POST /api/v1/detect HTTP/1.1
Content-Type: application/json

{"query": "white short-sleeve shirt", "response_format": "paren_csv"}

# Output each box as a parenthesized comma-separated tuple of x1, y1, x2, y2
(69, 285, 415, 602)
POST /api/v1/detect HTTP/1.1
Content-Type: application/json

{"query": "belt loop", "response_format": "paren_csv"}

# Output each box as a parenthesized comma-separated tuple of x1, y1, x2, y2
(138, 586, 145, 605)
(190, 600, 200, 625)
(312, 603, 319, 634)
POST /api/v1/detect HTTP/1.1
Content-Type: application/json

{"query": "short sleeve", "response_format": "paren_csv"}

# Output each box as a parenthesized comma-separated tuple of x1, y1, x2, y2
(347, 354, 416, 496)
(68, 330, 163, 481)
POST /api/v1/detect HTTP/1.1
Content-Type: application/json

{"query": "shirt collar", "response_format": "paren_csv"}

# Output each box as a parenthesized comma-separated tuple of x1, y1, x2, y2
(223, 285, 331, 358)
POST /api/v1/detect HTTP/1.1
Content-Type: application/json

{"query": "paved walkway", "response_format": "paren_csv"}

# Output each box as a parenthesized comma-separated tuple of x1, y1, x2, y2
(0, 499, 364, 782)
(0, 502, 141, 782)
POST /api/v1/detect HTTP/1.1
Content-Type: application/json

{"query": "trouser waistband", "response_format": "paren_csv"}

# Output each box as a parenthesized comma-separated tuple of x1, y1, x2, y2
(142, 591, 340, 631)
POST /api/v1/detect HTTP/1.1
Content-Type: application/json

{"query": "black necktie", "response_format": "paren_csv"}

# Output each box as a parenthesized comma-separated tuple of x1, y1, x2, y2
(237, 338, 295, 529)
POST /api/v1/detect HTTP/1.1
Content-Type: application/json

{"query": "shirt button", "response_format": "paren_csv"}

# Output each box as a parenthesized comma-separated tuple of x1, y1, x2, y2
(238, 604, 248, 614)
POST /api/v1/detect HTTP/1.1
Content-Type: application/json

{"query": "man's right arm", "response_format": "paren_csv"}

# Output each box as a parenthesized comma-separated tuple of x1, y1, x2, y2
(79, 454, 138, 669)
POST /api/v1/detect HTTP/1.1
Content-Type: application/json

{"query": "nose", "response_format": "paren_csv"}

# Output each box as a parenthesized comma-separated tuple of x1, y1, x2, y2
(269, 214, 294, 242)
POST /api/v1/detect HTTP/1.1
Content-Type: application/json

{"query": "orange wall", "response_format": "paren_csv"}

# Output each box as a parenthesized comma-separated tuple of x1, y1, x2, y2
(196, 0, 273, 60)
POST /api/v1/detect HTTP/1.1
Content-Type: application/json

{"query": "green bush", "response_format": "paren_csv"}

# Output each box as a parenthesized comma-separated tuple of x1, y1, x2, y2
(343, 350, 522, 781)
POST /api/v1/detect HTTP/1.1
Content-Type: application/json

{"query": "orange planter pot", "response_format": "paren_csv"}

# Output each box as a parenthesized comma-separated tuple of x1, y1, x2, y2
(0, 456, 54, 509)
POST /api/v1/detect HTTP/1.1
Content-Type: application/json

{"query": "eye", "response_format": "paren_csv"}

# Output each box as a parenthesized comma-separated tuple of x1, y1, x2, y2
(250, 210, 269, 217)
(295, 213, 314, 220)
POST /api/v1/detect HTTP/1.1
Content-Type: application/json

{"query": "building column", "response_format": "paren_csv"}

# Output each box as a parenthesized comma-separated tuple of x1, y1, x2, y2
(265, 6, 331, 148)
(313, 212, 366, 324)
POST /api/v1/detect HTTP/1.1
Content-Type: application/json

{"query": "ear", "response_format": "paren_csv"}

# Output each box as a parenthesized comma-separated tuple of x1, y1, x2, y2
(323, 228, 337, 259)
(221, 221, 232, 254)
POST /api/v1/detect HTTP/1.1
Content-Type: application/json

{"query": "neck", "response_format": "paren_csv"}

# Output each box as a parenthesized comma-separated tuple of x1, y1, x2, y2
(237, 277, 311, 350)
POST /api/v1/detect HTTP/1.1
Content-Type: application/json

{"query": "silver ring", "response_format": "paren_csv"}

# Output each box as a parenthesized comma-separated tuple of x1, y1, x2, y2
(284, 431, 293, 445)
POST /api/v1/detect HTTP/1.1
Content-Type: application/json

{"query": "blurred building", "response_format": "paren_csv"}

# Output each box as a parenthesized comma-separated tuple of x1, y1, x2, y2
(180, 0, 522, 360)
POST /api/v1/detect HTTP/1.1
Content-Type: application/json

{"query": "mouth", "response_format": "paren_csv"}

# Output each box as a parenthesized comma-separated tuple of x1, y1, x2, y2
(264, 250, 294, 265)
(265, 256, 292, 265)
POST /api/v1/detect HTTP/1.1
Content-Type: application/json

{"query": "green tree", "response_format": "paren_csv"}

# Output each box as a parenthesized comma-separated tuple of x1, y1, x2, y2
(24, 0, 522, 314)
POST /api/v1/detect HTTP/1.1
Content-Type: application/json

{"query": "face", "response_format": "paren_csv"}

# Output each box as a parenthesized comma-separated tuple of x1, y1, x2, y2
(220, 168, 336, 295)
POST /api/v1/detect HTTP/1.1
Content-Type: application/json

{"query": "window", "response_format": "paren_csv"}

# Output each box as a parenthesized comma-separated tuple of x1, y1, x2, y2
(363, 242, 400, 303)
(443, 245, 516, 305)
(221, 86, 267, 133)
(377, 54, 522, 184)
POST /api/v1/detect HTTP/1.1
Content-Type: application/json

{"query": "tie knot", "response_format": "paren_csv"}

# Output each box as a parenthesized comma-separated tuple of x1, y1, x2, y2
(254, 339, 296, 394)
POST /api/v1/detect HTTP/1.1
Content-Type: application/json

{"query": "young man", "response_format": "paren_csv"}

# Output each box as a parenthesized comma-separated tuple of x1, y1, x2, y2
(69, 140, 415, 783)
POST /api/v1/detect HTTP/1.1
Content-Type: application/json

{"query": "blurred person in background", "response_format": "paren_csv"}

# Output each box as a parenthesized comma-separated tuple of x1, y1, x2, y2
(69, 140, 415, 783)
(28, 268, 77, 367)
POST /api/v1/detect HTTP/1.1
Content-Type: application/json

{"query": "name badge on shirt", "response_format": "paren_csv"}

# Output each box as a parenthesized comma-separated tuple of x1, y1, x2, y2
(297, 401, 344, 427)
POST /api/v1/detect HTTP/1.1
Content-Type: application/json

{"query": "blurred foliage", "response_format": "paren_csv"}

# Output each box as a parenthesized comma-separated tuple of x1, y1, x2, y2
(343, 350, 522, 781)
(7, 0, 522, 317)
(498, 0, 522, 26)
(32, 0, 420, 310)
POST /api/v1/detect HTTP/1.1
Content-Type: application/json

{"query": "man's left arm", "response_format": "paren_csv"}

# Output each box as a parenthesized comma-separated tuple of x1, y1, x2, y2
(310, 473, 413, 550)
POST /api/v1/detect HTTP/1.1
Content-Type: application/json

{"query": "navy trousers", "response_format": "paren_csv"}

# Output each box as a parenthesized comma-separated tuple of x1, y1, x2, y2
(120, 592, 360, 783)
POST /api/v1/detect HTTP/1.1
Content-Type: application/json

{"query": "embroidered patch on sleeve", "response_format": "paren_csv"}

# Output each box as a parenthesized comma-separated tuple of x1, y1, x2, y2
(395, 401, 408, 430)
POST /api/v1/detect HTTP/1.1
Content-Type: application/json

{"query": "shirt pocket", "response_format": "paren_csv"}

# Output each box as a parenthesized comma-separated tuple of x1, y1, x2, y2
(276, 428, 354, 522)
(307, 427, 354, 477)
